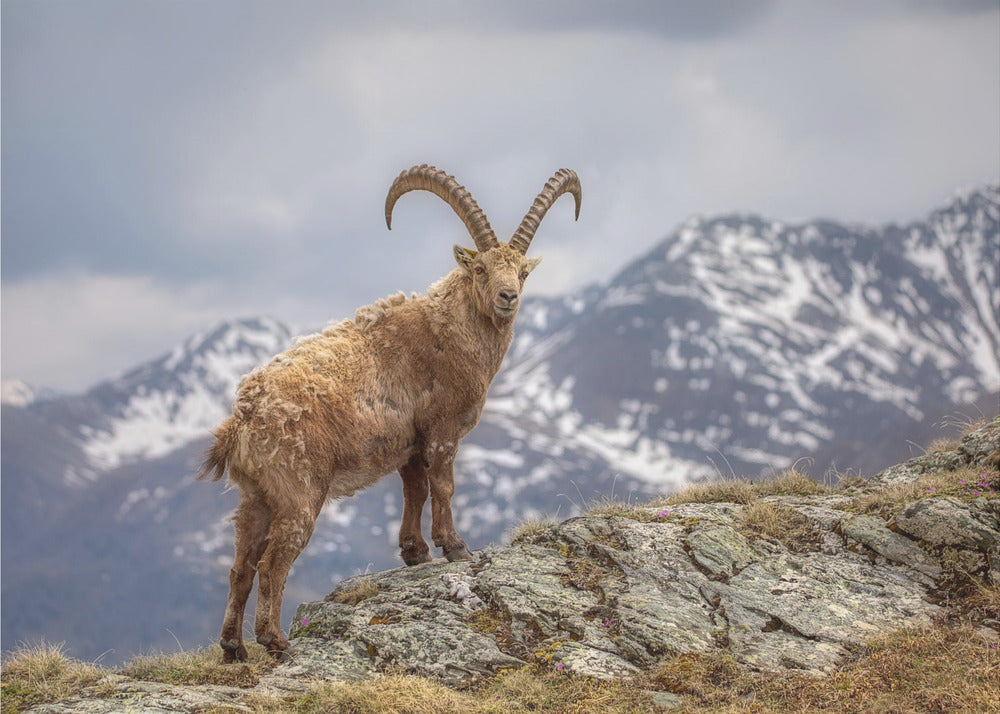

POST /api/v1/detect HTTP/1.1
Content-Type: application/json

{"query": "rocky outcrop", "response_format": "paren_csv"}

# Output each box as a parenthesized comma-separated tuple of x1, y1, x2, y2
(22, 417, 1000, 712)
(270, 417, 999, 688)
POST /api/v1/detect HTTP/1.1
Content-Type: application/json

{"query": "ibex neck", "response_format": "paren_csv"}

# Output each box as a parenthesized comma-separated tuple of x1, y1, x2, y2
(428, 270, 515, 376)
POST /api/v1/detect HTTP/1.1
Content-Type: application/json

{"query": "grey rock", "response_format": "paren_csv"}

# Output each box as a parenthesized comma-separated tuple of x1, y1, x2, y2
(274, 501, 951, 684)
(650, 689, 685, 709)
(549, 640, 640, 679)
(258, 636, 376, 692)
(28, 676, 252, 713)
(713, 550, 939, 675)
(840, 512, 943, 577)
(894, 497, 1000, 552)
(686, 521, 756, 578)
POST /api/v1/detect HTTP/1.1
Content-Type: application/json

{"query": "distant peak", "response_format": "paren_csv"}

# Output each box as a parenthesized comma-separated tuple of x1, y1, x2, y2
(1, 379, 59, 407)
(1, 379, 37, 407)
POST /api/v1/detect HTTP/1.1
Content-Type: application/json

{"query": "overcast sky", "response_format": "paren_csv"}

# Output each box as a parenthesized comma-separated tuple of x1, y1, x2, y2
(2, 0, 998, 392)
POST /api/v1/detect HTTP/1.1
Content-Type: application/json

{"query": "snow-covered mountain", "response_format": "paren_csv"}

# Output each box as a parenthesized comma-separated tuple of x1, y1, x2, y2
(74, 317, 294, 479)
(2, 183, 998, 663)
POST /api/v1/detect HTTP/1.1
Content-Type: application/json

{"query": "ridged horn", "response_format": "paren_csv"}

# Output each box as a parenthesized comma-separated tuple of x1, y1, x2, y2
(385, 164, 499, 252)
(508, 169, 581, 255)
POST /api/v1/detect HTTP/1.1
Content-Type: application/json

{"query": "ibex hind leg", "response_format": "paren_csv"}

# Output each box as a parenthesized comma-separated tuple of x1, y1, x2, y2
(220, 493, 272, 663)
(254, 510, 317, 660)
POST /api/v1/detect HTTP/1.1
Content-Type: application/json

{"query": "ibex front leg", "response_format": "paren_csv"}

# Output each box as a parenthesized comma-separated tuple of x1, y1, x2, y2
(425, 442, 472, 561)
(397, 455, 432, 565)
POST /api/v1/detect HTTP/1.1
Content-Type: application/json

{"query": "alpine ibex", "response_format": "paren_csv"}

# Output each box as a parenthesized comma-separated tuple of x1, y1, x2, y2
(200, 165, 581, 661)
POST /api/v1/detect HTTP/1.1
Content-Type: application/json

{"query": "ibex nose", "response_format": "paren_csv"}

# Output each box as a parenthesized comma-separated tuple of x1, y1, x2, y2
(498, 290, 518, 305)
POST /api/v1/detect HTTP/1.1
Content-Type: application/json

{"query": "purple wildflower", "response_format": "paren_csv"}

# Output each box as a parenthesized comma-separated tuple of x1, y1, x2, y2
(301, 618, 308, 627)
(657, 508, 671, 519)
(556, 663, 564, 670)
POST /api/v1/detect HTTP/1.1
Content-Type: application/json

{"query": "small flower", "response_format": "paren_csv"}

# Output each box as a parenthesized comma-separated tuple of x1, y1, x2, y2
(927, 486, 937, 493)
(657, 508, 671, 519)
(301, 618, 309, 628)
(603, 619, 611, 627)
(556, 663, 564, 670)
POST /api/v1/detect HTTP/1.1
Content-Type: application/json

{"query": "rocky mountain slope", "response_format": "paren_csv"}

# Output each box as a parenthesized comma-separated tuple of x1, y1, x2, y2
(11, 417, 1000, 713)
(2, 184, 997, 664)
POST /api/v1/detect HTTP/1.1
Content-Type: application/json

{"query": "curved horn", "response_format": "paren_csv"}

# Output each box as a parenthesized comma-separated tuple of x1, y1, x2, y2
(385, 164, 499, 252)
(508, 169, 581, 255)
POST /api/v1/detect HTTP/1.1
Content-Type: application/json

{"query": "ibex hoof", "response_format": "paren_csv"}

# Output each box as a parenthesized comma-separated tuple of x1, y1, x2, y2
(402, 549, 433, 566)
(257, 633, 293, 661)
(220, 638, 247, 663)
(444, 545, 473, 562)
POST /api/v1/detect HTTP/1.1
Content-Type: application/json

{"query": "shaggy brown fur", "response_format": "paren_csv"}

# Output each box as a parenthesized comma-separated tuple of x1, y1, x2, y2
(200, 166, 580, 662)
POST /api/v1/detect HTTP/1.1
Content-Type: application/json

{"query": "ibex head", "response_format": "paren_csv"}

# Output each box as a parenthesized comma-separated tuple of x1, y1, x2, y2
(385, 165, 581, 327)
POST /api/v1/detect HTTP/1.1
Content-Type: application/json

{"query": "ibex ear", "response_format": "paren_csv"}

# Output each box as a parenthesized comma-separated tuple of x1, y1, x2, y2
(525, 255, 542, 274)
(453, 245, 478, 271)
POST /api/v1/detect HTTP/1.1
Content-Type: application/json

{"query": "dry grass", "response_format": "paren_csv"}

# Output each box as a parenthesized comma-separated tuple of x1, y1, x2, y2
(478, 668, 656, 714)
(850, 466, 997, 517)
(120, 643, 276, 687)
(584, 496, 653, 520)
(648, 625, 1000, 713)
(245, 667, 658, 713)
(246, 672, 483, 713)
(657, 469, 827, 507)
(921, 413, 991, 460)
(328, 577, 380, 606)
(739, 501, 824, 553)
(965, 580, 1000, 616)
(0, 641, 105, 713)
(508, 516, 559, 544)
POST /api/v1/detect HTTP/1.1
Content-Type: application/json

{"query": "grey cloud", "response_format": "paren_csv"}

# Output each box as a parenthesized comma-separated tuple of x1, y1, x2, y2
(899, 0, 999, 16)
(1, 0, 997, 391)
(358, 1, 776, 39)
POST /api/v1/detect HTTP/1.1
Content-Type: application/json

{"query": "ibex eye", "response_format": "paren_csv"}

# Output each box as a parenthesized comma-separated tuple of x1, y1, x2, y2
(474, 266, 485, 275)
(519, 272, 528, 280)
